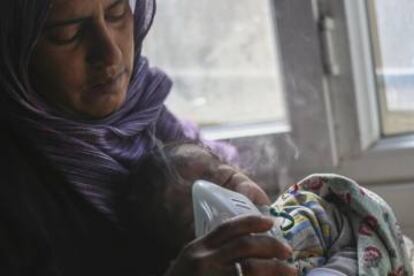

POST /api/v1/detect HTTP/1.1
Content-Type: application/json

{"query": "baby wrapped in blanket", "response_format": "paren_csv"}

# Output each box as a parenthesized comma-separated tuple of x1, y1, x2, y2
(276, 175, 411, 275)
(120, 142, 412, 276)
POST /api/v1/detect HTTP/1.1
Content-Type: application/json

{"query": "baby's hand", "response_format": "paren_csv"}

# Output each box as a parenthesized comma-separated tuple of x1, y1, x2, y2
(212, 164, 271, 206)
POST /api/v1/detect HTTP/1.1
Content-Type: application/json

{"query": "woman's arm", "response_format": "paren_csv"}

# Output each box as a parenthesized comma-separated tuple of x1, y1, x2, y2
(0, 223, 59, 276)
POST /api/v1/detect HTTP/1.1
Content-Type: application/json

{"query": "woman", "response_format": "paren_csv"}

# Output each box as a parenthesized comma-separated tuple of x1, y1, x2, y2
(0, 0, 296, 275)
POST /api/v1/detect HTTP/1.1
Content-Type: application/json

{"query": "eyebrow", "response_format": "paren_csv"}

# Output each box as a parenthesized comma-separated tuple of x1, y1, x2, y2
(45, 0, 125, 29)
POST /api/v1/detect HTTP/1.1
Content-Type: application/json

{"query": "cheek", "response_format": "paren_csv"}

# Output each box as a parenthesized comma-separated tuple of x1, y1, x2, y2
(31, 44, 86, 103)
(120, 14, 135, 75)
(51, 59, 85, 93)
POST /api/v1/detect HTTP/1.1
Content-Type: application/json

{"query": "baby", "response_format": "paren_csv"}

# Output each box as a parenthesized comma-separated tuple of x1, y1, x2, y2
(120, 142, 411, 276)
(117, 142, 225, 274)
(120, 143, 227, 258)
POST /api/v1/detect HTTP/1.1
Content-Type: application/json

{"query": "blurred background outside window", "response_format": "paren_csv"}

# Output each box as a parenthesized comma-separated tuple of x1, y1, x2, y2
(143, 0, 287, 133)
(368, 0, 414, 135)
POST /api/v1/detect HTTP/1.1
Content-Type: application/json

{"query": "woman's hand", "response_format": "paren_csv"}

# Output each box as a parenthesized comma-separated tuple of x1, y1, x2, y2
(165, 215, 297, 276)
(213, 164, 271, 206)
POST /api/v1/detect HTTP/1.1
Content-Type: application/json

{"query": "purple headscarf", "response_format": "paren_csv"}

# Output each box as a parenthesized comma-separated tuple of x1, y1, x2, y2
(0, 0, 194, 219)
(0, 0, 237, 220)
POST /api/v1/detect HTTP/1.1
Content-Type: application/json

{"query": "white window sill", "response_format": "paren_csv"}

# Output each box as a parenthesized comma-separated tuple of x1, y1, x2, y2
(200, 121, 290, 141)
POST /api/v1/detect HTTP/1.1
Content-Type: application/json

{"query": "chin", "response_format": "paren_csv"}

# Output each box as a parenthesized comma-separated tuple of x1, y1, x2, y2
(77, 102, 121, 119)
(85, 91, 127, 119)
(93, 104, 123, 118)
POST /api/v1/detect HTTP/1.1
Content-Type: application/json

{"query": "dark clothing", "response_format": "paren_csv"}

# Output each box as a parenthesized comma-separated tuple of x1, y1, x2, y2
(0, 126, 167, 276)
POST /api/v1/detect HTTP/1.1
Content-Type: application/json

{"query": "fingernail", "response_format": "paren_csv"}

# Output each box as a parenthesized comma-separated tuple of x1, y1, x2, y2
(283, 247, 294, 260)
(263, 216, 274, 224)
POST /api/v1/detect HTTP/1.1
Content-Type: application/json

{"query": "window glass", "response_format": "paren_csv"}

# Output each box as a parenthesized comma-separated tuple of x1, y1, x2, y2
(143, 0, 287, 128)
(367, 0, 414, 135)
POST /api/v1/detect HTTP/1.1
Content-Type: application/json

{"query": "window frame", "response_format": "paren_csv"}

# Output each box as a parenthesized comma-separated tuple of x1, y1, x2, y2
(286, 0, 414, 236)
(148, 0, 414, 187)
(238, 0, 414, 187)
(332, 0, 414, 185)
(191, 0, 338, 194)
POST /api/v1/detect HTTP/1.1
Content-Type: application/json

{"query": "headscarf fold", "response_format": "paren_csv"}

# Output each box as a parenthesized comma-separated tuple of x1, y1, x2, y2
(0, 0, 187, 219)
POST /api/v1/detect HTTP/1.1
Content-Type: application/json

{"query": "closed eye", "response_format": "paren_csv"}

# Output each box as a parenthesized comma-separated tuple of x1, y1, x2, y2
(105, 0, 129, 22)
(46, 24, 83, 45)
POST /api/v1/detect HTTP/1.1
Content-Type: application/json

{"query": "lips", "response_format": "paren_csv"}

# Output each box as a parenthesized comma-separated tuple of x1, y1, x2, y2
(88, 69, 126, 96)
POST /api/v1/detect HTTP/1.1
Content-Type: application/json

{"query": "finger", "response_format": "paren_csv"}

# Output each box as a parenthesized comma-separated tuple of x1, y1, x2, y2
(239, 258, 298, 276)
(230, 177, 271, 205)
(219, 166, 271, 205)
(214, 234, 293, 262)
(217, 167, 250, 191)
(203, 215, 274, 247)
(214, 165, 271, 205)
(213, 164, 238, 187)
(208, 263, 244, 276)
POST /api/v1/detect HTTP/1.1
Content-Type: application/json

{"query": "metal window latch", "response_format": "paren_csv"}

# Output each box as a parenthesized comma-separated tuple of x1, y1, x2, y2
(319, 15, 341, 76)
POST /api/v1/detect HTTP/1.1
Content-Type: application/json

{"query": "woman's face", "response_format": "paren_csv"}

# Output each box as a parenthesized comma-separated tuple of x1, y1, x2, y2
(30, 0, 134, 118)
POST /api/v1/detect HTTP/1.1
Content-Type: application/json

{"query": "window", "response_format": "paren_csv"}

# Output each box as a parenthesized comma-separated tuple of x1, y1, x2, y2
(366, 0, 414, 136)
(143, 0, 288, 139)
(333, 0, 414, 186)
(336, 0, 414, 238)
(144, 0, 414, 187)
(143, 0, 335, 194)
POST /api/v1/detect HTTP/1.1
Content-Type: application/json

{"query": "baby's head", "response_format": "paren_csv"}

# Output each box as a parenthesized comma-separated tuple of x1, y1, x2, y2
(123, 142, 225, 255)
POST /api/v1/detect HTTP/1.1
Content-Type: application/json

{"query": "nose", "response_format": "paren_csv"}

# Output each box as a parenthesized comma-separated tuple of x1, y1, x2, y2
(86, 21, 123, 71)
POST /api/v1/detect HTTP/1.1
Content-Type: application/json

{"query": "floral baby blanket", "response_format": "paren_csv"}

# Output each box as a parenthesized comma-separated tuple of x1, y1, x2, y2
(273, 174, 412, 276)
